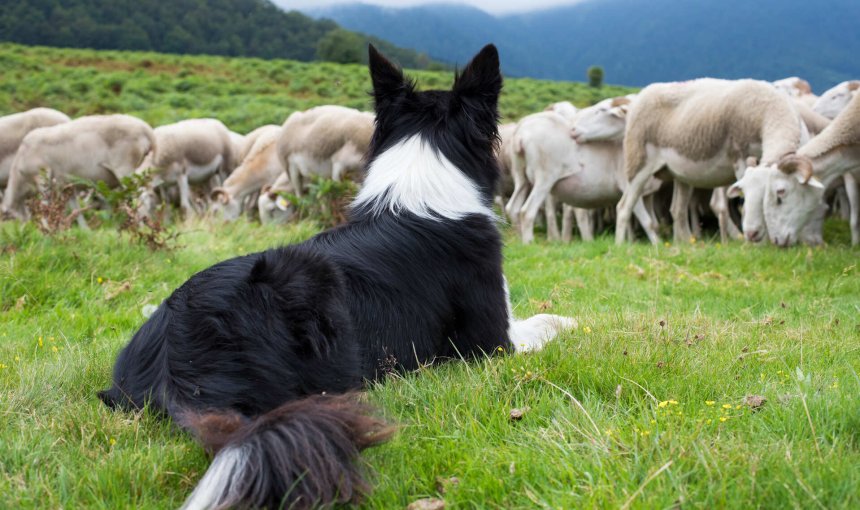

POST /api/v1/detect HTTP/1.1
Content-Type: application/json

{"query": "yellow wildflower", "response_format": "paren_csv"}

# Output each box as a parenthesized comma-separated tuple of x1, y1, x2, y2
(668, 399, 678, 405)
(605, 429, 613, 436)
(664, 242, 671, 247)
(640, 430, 651, 437)
(706, 419, 712, 424)
(719, 416, 728, 422)
(51, 346, 58, 353)
(0, 363, 7, 369)
(830, 381, 839, 389)
(97, 277, 104, 284)
(109, 438, 116, 446)
(722, 404, 733, 409)
(735, 404, 742, 410)
(689, 237, 697, 244)
(14, 356, 20, 362)
(650, 419, 656, 425)
(38, 336, 43, 348)
(705, 400, 715, 406)
(583, 326, 592, 334)
(658, 401, 669, 408)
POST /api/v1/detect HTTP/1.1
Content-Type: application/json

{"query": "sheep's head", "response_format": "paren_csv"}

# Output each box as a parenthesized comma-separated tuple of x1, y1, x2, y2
(570, 96, 631, 143)
(813, 80, 860, 119)
(727, 157, 768, 243)
(763, 154, 825, 247)
(208, 187, 241, 221)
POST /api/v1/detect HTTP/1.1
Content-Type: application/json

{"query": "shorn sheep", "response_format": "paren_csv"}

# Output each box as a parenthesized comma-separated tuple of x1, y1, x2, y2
(2, 114, 154, 219)
(615, 78, 806, 244)
(276, 105, 374, 196)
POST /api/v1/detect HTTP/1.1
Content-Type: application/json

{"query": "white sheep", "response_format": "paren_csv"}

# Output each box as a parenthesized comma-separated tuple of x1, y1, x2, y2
(733, 92, 860, 246)
(0, 108, 71, 194)
(615, 79, 806, 245)
(814, 81, 860, 120)
(137, 118, 236, 217)
(277, 105, 374, 196)
(2, 114, 154, 219)
(210, 125, 283, 221)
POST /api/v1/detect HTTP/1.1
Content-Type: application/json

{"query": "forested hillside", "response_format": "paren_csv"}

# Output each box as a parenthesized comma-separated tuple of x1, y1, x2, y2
(0, 0, 443, 69)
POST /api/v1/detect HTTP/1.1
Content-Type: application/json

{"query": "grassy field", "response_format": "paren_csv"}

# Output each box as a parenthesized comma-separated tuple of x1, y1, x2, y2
(1, 218, 858, 509)
(0, 43, 635, 130)
(1, 43, 859, 509)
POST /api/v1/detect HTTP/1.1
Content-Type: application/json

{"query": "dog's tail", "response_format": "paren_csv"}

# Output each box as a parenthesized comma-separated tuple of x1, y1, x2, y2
(176, 393, 393, 510)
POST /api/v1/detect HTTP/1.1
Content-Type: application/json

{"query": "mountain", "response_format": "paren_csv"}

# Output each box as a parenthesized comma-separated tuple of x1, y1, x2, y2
(303, 0, 860, 91)
(0, 0, 444, 69)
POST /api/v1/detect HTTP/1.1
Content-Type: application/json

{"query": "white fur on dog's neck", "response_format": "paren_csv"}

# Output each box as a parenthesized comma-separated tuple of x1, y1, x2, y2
(352, 135, 495, 220)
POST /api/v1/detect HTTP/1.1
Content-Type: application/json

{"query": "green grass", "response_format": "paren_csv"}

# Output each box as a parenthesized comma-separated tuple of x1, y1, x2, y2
(1, 219, 858, 509)
(0, 43, 635, 129)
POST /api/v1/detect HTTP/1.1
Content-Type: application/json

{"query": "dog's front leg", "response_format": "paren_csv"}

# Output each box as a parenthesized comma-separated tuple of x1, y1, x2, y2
(504, 277, 577, 353)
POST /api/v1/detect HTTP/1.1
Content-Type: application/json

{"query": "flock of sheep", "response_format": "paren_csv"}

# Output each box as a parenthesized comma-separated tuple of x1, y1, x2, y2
(0, 105, 372, 226)
(0, 76, 858, 247)
(503, 77, 860, 247)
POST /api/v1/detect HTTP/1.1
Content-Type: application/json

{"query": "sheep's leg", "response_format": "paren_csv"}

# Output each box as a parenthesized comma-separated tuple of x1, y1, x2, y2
(70, 195, 90, 230)
(631, 197, 660, 244)
(505, 148, 528, 226)
(670, 181, 694, 243)
(616, 165, 659, 244)
(177, 173, 194, 218)
(561, 204, 574, 243)
(518, 177, 556, 244)
(288, 158, 304, 198)
(545, 194, 560, 241)
(690, 199, 703, 240)
(711, 186, 742, 243)
(573, 207, 594, 241)
(845, 171, 860, 246)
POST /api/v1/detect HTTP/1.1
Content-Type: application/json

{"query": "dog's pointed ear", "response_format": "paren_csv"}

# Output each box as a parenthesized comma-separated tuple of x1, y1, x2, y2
(369, 44, 411, 110)
(453, 44, 502, 102)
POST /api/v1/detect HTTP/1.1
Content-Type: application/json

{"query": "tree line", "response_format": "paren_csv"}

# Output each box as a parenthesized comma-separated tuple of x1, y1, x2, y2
(0, 0, 444, 69)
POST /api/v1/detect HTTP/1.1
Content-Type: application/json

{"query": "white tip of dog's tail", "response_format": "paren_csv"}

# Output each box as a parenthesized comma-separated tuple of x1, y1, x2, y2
(180, 446, 249, 510)
(510, 314, 577, 353)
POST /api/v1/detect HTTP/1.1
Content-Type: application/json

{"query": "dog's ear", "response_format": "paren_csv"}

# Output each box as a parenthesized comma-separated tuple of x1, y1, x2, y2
(453, 44, 502, 103)
(368, 44, 412, 112)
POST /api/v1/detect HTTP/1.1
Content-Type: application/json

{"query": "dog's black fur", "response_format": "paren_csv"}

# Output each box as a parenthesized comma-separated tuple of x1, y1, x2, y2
(100, 44, 509, 509)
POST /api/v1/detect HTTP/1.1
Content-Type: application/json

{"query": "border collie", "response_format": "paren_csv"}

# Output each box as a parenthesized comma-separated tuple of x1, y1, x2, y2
(100, 44, 574, 510)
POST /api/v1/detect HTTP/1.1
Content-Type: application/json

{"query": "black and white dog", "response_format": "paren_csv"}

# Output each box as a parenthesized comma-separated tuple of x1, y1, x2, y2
(100, 44, 574, 510)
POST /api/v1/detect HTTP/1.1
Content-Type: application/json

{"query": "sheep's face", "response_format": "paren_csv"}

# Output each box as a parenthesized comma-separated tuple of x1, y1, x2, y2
(813, 81, 858, 119)
(209, 192, 241, 222)
(727, 166, 770, 243)
(762, 169, 825, 247)
(570, 100, 627, 143)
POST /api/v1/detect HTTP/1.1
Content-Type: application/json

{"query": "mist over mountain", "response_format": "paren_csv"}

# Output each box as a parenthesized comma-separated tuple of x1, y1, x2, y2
(304, 0, 860, 91)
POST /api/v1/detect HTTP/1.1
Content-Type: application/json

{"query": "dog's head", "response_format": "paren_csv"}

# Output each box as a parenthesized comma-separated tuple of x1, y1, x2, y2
(365, 44, 503, 201)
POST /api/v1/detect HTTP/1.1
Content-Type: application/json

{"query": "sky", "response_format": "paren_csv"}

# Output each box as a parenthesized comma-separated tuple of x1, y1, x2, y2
(273, 0, 585, 15)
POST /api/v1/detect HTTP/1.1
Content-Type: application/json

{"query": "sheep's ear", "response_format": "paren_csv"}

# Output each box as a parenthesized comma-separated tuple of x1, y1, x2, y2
(453, 44, 502, 102)
(745, 156, 758, 168)
(609, 104, 628, 118)
(368, 44, 411, 110)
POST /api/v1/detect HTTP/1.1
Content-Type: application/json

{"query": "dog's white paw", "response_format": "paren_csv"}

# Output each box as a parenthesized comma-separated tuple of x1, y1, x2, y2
(510, 314, 577, 353)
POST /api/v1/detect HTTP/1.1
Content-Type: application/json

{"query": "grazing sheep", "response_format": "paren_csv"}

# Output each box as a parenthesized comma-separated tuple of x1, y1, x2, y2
(257, 171, 296, 224)
(210, 125, 283, 221)
(2, 114, 154, 219)
(814, 80, 860, 120)
(137, 118, 236, 217)
(506, 98, 660, 244)
(0, 108, 71, 193)
(733, 92, 860, 246)
(505, 102, 581, 230)
(615, 79, 806, 245)
(277, 105, 374, 196)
